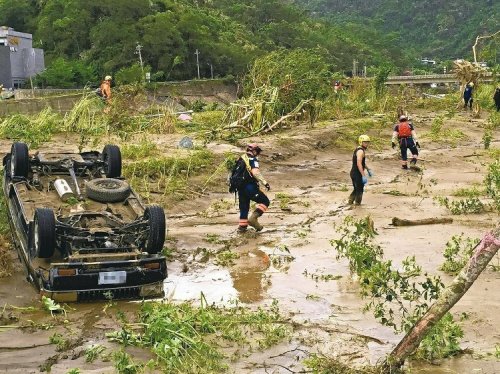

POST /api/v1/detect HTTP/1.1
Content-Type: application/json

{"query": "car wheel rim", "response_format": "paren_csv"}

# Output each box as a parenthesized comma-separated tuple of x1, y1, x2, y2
(34, 219, 39, 252)
(11, 153, 16, 176)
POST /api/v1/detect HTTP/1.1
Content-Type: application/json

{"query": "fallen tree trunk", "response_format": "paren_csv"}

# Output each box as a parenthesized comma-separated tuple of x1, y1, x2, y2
(391, 217, 453, 226)
(384, 227, 500, 369)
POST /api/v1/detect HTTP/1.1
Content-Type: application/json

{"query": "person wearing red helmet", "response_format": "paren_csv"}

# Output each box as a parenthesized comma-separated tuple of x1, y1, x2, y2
(392, 114, 420, 169)
(232, 143, 271, 232)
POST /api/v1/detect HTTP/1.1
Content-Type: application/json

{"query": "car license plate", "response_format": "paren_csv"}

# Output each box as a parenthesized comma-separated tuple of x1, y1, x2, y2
(98, 271, 126, 285)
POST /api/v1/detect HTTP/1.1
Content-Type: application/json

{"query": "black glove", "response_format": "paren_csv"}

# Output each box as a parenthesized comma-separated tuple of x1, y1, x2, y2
(391, 142, 396, 149)
(265, 183, 271, 191)
(416, 141, 421, 149)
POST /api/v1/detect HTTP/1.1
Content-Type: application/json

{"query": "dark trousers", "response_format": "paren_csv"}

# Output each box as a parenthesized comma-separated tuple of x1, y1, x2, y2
(349, 171, 364, 204)
(399, 137, 418, 165)
(464, 96, 473, 109)
(238, 183, 270, 220)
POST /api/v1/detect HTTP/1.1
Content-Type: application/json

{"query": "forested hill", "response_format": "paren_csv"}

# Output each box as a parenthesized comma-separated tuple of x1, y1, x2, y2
(0, 0, 412, 85)
(290, 0, 500, 61)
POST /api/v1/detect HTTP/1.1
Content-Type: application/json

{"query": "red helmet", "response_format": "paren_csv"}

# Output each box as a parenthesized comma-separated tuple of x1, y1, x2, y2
(246, 143, 262, 154)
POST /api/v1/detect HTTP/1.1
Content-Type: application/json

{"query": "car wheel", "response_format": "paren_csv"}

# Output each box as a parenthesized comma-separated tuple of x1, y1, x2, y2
(142, 205, 166, 254)
(34, 208, 55, 259)
(85, 178, 130, 203)
(102, 144, 121, 178)
(10, 142, 29, 178)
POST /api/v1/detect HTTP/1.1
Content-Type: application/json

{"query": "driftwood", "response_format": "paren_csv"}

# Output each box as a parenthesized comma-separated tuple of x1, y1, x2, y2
(385, 227, 500, 369)
(391, 217, 453, 226)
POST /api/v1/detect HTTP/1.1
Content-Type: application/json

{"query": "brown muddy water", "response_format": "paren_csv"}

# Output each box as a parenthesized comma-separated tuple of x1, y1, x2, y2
(0, 109, 499, 373)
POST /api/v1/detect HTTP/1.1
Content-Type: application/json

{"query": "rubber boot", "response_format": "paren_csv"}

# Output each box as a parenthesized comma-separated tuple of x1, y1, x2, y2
(410, 158, 417, 166)
(237, 225, 247, 233)
(248, 210, 263, 232)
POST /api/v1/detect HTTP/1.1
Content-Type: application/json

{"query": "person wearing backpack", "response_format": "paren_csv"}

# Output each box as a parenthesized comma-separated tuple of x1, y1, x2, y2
(229, 143, 270, 232)
(392, 115, 420, 169)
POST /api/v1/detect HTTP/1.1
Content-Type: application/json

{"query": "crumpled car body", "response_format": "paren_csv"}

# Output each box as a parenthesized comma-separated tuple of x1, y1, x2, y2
(3, 142, 167, 302)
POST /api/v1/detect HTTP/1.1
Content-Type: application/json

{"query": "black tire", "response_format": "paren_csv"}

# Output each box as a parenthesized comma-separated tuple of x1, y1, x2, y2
(142, 205, 166, 254)
(85, 178, 130, 203)
(34, 208, 55, 259)
(102, 144, 121, 178)
(10, 142, 29, 178)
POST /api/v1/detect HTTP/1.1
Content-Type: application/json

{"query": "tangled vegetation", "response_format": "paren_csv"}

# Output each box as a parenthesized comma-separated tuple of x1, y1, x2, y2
(440, 234, 480, 275)
(107, 298, 290, 373)
(331, 216, 463, 362)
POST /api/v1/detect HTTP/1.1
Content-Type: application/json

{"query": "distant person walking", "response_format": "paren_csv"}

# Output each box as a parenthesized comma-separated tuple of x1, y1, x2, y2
(348, 135, 372, 205)
(494, 86, 500, 112)
(463, 82, 474, 110)
(392, 115, 420, 169)
(99, 75, 112, 101)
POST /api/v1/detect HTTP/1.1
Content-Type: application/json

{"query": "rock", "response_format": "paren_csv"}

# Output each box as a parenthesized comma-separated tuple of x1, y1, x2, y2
(179, 136, 194, 149)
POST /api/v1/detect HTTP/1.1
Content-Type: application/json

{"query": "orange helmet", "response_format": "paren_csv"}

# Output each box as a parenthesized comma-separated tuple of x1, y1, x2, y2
(246, 143, 262, 154)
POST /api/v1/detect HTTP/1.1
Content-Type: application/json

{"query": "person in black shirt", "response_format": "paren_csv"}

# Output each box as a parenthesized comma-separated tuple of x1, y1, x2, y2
(348, 135, 372, 205)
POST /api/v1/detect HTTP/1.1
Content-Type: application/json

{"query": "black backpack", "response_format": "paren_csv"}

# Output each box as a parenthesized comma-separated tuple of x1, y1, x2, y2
(228, 157, 252, 193)
(95, 87, 104, 97)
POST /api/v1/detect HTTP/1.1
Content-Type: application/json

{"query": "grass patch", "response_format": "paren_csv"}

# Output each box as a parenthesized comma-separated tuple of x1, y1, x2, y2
(452, 185, 483, 197)
(0, 189, 13, 278)
(0, 108, 62, 148)
(121, 139, 159, 160)
(107, 298, 290, 373)
(435, 196, 485, 215)
(304, 354, 385, 374)
(422, 116, 467, 146)
(331, 119, 388, 151)
(123, 149, 215, 199)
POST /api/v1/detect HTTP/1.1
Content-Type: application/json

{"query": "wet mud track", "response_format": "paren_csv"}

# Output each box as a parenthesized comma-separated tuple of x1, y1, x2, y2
(0, 109, 499, 373)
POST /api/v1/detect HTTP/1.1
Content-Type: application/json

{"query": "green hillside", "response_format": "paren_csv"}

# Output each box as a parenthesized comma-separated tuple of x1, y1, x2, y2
(0, 0, 412, 86)
(290, 0, 500, 62)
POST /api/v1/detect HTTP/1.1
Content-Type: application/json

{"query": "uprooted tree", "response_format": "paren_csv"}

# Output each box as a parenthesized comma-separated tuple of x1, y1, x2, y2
(211, 48, 332, 139)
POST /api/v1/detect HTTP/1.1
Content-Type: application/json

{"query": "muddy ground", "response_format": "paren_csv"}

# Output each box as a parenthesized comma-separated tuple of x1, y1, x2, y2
(0, 107, 499, 373)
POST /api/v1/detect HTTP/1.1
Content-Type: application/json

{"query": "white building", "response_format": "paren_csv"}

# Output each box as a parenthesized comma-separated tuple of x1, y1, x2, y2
(0, 26, 45, 89)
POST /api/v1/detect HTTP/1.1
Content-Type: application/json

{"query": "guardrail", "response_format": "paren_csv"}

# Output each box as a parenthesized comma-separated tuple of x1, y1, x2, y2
(385, 73, 493, 85)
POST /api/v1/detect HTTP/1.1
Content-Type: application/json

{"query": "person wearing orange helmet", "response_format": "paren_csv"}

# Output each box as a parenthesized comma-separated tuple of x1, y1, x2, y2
(230, 143, 270, 232)
(348, 135, 372, 205)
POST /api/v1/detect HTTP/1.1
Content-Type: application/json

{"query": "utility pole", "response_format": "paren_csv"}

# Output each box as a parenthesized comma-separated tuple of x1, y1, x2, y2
(195, 49, 200, 79)
(135, 42, 144, 79)
(353, 59, 358, 77)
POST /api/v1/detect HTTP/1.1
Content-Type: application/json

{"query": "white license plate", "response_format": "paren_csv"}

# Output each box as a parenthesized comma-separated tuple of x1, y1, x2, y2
(98, 271, 126, 285)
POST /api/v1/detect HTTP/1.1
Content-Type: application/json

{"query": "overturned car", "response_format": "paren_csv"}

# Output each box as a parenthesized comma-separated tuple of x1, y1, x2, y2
(3, 142, 167, 302)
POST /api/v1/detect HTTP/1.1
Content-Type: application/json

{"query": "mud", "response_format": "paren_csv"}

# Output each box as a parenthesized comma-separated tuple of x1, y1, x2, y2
(0, 108, 499, 373)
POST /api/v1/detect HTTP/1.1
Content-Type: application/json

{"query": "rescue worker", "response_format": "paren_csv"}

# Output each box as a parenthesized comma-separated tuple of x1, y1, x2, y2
(494, 86, 500, 112)
(463, 82, 474, 110)
(334, 80, 342, 94)
(237, 144, 271, 232)
(392, 115, 420, 169)
(100, 75, 112, 100)
(348, 135, 372, 205)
